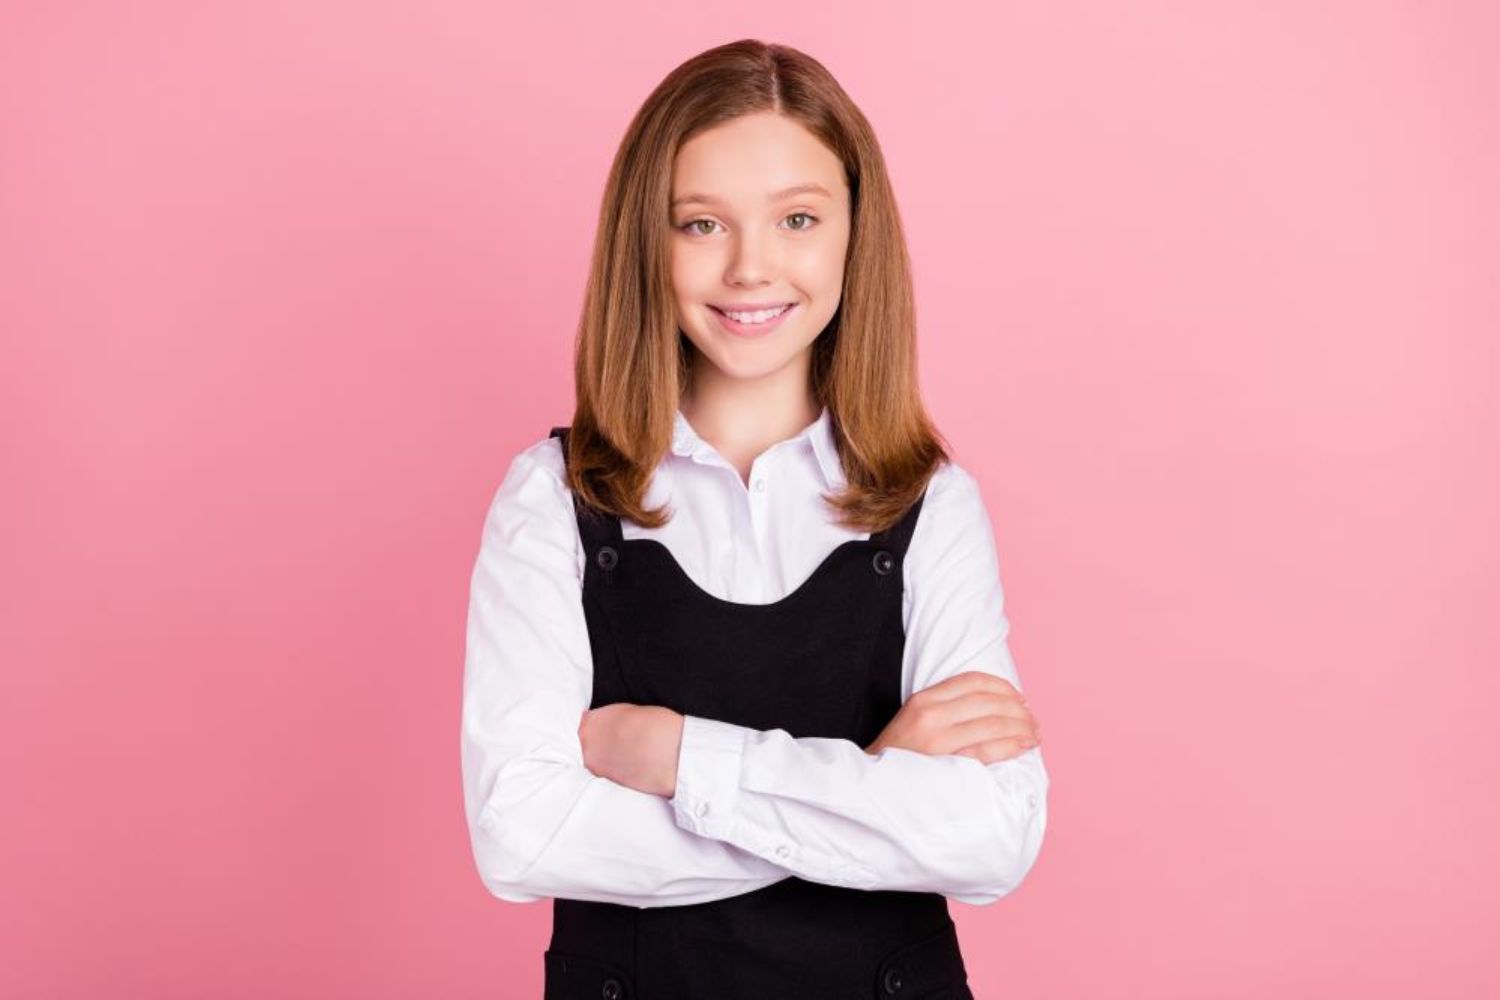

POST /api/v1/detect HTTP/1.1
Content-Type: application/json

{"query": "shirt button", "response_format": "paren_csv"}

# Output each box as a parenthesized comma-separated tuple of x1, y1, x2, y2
(696, 801, 710, 817)
(1026, 793, 1038, 810)
(775, 843, 791, 859)
(753, 478, 766, 492)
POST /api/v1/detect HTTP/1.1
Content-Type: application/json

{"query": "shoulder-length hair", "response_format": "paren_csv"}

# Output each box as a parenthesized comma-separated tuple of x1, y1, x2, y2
(561, 38, 950, 534)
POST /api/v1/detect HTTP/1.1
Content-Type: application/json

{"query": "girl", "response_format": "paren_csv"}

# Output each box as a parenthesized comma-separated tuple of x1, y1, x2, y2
(462, 39, 1047, 999)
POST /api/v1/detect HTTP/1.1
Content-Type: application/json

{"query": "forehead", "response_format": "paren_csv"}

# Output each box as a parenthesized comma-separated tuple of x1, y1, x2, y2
(671, 112, 846, 206)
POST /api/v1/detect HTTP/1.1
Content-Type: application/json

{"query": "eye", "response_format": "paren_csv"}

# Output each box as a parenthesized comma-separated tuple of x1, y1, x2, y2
(675, 212, 821, 236)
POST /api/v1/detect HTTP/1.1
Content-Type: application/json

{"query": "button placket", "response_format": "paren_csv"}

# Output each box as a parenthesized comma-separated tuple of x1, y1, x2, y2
(743, 464, 771, 596)
(747, 464, 768, 513)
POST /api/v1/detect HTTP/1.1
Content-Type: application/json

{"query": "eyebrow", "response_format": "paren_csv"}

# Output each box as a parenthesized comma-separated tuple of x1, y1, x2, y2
(670, 182, 834, 210)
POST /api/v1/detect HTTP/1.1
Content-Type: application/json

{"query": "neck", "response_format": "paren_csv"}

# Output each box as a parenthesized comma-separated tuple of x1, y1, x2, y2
(680, 352, 821, 481)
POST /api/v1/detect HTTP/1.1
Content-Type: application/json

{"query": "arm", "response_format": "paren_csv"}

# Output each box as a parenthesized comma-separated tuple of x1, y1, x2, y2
(460, 444, 794, 908)
(666, 462, 1049, 904)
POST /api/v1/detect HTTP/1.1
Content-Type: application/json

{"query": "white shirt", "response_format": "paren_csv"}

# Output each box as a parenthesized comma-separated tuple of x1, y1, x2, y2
(461, 405, 1049, 909)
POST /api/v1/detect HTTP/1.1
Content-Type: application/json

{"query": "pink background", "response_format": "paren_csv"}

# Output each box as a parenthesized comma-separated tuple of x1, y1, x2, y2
(4, 2, 1497, 997)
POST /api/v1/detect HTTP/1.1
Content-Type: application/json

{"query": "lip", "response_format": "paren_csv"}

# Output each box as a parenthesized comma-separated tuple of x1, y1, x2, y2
(712, 301, 795, 312)
(709, 302, 798, 338)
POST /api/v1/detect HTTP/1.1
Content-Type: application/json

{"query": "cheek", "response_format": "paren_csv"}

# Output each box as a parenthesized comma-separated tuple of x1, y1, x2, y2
(670, 253, 714, 307)
(793, 237, 847, 291)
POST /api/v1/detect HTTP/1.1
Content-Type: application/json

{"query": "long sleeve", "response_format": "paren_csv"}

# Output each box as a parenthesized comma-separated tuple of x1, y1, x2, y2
(667, 462, 1049, 905)
(460, 444, 795, 908)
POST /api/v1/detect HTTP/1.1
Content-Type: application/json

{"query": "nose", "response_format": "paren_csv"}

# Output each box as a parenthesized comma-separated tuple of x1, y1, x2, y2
(724, 228, 776, 288)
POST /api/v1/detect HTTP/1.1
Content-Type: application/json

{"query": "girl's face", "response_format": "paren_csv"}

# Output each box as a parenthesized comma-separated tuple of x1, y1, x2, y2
(669, 112, 851, 388)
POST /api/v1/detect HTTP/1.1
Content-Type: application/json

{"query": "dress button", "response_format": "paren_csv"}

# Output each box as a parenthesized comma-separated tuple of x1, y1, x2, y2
(596, 546, 618, 571)
(872, 549, 895, 575)
(601, 977, 623, 1000)
(882, 966, 903, 994)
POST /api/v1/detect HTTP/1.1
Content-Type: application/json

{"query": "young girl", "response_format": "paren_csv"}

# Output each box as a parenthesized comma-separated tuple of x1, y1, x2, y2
(462, 39, 1047, 999)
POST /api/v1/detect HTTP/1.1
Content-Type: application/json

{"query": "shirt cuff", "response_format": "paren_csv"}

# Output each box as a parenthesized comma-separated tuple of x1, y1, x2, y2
(668, 714, 748, 841)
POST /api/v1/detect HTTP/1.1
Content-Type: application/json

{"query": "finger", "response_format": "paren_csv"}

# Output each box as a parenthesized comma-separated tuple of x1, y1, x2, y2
(915, 670, 1024, 704)
(944, 712, 1038, 751)
(934, 691, 1034, 727)
(952, 735, 1037, 765)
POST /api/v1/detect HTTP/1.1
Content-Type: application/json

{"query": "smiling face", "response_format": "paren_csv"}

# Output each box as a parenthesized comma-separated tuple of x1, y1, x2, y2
(669, 111, 852, 391)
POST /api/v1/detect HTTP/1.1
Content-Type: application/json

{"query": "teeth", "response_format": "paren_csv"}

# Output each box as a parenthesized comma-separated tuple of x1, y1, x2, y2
(721, 304, 791, 324)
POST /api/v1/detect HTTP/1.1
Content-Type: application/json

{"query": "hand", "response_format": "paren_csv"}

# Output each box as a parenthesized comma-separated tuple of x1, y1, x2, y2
(578, 703, 685, 798)
(865, 670, 1040, 765)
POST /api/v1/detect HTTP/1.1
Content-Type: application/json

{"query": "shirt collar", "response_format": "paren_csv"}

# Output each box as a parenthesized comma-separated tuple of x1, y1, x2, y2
(671, 404, 843, 487)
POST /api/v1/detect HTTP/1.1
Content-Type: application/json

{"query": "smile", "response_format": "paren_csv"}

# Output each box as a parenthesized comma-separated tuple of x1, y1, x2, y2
(709, 303, 798, 337)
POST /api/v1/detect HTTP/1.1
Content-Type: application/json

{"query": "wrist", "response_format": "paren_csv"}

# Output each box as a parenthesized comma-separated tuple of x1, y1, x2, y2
(659, 709, 685, 797)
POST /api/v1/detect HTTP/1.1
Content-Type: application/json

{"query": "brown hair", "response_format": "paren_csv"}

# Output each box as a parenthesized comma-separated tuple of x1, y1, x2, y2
(562, 38, 950, 534)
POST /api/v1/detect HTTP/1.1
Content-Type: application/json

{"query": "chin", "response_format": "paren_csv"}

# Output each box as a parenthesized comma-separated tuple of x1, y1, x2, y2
(700, 343, 810, 383)
(701, 353, 782, 381)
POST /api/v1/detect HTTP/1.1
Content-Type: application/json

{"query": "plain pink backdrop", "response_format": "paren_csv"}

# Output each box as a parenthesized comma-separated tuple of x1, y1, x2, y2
(3, 2, 1497, 998)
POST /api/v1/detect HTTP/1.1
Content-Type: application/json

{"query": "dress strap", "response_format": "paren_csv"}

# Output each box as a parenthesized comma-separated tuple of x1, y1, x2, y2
(868, 483, 929, 561)
(549, 426, 624, 546)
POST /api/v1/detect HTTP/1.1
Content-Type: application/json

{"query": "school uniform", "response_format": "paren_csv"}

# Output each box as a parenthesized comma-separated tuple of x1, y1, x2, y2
(461, 406, 1048, 999)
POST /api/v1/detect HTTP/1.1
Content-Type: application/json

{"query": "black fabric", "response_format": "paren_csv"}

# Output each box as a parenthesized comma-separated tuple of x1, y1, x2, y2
(543, 426, 974, 1000)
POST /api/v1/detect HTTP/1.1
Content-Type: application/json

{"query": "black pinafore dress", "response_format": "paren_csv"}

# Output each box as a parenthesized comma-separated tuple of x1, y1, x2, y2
(544, 426, 975, 1000)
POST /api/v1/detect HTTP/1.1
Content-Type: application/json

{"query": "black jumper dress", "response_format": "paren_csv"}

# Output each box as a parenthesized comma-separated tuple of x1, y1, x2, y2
(544, 426, 975, 1000)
